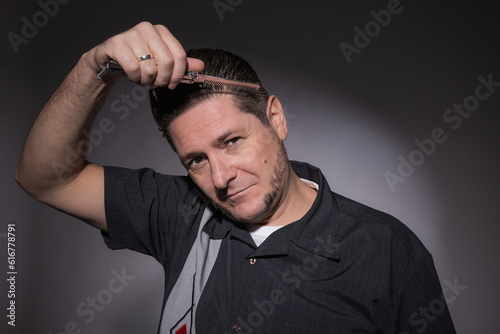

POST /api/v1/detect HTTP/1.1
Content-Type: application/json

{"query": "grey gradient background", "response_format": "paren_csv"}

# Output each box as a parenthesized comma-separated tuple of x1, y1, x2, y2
(1, 0, 499, 333)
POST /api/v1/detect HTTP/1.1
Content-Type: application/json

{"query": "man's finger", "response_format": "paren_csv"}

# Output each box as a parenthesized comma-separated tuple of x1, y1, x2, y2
(153, 24, 189, 89)
(186, 58, 205, 73)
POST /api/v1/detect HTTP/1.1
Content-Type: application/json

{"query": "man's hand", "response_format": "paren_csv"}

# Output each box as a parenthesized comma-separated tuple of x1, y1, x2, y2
(88, 22, 204, 89)
(16, 22, 198, 231)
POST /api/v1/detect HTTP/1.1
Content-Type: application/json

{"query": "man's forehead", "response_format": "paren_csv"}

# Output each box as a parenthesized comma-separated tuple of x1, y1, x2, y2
(169, 94, 252, 150)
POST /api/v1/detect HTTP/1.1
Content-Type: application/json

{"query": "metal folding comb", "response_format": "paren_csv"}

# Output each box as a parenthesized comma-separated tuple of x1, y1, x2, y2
(97, 59, 261, 90)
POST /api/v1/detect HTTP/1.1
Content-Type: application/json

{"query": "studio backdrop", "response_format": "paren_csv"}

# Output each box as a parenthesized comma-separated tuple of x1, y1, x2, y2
(1, 0, 499, 333)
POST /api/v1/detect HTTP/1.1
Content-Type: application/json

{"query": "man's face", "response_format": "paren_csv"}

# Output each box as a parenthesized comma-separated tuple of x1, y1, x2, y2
(169, 94, 289, 223)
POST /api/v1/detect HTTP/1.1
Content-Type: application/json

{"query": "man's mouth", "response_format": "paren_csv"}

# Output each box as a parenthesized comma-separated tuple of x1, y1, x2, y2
(225, 185, 253, 200)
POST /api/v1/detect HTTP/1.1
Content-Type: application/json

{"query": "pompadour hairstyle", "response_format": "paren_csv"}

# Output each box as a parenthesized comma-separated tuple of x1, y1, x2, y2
(150, 49, 270, 150)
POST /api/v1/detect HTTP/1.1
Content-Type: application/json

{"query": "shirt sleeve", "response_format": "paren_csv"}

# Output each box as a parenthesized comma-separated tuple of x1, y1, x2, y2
(396, 254, 457, 333)
(101, 166, 206, 265)
(360, 208, 457, 333)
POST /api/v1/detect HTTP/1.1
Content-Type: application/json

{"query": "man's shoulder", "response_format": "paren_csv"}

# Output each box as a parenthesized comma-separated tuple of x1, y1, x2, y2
(104, 165, 188, 182)
(333, 192, 400, 226)
(332, 191, 430, 261)
(104, 165, 207, 206)
(104, 165, 193, 191)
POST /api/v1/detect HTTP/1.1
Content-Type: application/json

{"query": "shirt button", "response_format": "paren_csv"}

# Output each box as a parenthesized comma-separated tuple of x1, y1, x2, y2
(249, 258, 257, 265)
(232, 323, 241, 332)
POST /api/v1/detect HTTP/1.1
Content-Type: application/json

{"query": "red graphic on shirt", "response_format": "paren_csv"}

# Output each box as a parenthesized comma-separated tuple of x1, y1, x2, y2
(175, 324, 187, 334)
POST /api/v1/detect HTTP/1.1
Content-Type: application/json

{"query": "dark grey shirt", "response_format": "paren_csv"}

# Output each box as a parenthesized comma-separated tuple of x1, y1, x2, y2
(103, 161, 456, 333)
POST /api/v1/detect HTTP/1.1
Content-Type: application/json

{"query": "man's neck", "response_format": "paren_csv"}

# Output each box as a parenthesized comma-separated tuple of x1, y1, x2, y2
(262, 170, 318, 227)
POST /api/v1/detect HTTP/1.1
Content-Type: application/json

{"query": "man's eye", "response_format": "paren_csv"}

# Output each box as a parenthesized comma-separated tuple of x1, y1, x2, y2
(227, 137, 241, 146)
(189, 157, 205, 167)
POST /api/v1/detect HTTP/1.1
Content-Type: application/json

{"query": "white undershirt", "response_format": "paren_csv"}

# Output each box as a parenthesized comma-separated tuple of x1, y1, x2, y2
(247, 225, 284, 246)
(246, 178, 319, 246)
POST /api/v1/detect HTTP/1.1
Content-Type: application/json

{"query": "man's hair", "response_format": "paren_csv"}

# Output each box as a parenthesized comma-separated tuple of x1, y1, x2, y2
(150, 49, 270, 149)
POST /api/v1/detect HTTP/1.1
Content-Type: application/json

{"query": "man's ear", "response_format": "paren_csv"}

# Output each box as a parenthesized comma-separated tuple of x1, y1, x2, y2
(266, 95, 288, 141)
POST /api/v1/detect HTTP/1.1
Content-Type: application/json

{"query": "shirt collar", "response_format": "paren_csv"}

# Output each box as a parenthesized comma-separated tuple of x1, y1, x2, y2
(287, 161, 340, 260)
(203, 161, 340, 260)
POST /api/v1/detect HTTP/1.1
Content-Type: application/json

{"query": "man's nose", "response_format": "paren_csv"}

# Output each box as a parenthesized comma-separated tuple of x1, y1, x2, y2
(210, 155, 236, 190)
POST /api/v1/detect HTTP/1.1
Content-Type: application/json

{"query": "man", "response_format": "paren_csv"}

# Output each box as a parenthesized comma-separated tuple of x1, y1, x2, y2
(15, 22, 455, 333)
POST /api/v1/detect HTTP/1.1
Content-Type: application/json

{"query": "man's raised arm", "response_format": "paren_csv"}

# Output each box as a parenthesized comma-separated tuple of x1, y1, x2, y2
(15, 22, 204, 231)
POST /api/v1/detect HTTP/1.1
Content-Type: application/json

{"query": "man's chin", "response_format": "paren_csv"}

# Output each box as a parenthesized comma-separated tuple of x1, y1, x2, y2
(212, 201, 268, 223)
